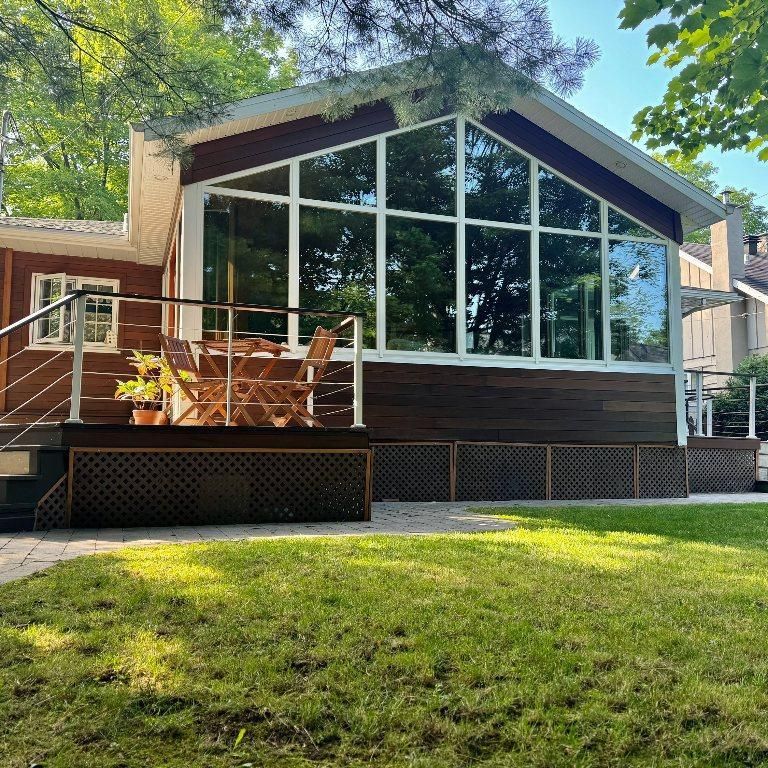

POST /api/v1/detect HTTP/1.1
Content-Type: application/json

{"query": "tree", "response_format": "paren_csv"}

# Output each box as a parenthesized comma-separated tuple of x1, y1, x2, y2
(713, 354, 768, 438)
(619, 0, 768, 161)
(651, 152, 768, 243)
(2, 0, 296, 219)
(2, 0, 599, 164)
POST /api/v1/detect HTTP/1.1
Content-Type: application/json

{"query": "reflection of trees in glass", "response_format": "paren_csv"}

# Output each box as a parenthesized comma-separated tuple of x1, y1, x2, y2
(300, 143, 376, 206)
(607, 208, 655, 238)
(539, 169, 600, 232)
(609, 240, 668, 362)
(386, 217, 456, 352)
(202, 194, 289, 340)
(465, 124, 530, 223)
(539, 233, 602, 359)
(211, 165, 289, 195)
(299, 206, 376, 347)
(386, 121, 456, 215)
(466, 226, 531, 356)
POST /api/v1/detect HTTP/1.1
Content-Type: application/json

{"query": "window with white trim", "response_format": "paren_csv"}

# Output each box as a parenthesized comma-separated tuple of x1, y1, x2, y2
(200, 116, 671, 365)
(31, 275, 119, 347)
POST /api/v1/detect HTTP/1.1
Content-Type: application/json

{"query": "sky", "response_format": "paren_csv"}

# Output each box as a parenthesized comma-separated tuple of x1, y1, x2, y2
(547, 0, 767, 198)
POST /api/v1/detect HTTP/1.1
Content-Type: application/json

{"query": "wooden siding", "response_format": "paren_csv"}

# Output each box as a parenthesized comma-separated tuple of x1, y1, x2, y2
(362, 362, 678, 444)
(1, 250, 163, 423)
(182, 102, 682, 243)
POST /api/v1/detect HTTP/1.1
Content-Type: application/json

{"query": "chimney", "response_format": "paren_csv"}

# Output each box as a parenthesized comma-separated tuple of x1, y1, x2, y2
(711, 203, 745, 291)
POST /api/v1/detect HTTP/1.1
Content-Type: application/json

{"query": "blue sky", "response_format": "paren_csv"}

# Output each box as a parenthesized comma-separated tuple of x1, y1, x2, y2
(548, 0, 766, 197)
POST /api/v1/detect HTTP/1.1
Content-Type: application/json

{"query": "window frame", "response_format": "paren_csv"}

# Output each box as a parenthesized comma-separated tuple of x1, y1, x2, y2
(190, 115, 675, 372)
(29, 273, 120, 351)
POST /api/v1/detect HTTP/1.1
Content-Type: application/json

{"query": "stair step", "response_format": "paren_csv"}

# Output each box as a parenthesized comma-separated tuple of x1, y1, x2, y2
(754, 480, 768, 493)
(0, 450, 35, 476)
(0, 503, 37, 532)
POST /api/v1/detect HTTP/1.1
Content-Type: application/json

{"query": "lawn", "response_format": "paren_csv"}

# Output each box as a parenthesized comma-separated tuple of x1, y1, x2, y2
(3, 504, 768, 767)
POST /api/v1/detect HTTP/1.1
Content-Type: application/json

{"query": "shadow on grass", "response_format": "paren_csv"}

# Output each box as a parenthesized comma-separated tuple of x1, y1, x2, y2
(473, 502, 768, 548)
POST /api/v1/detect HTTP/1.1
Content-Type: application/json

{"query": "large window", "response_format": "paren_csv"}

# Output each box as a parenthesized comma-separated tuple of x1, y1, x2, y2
(32, 274, 119, 348)
(199, 117, 671, 366)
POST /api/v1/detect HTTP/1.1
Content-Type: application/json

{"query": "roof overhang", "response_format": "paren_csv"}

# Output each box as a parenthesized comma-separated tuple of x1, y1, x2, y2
(134, 70, 727, 236)
(681, 286, 743, 317)
(0, 226, 137, 262)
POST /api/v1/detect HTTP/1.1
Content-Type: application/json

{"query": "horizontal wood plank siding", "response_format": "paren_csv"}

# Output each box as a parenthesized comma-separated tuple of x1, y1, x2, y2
(183, 103, 682, 242)
(2, 251, 163, 422)
(362, 362, 678, 443)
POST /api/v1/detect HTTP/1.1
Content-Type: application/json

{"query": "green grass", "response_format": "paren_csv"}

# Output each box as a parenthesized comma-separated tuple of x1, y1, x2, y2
(3, 504, 768, 766)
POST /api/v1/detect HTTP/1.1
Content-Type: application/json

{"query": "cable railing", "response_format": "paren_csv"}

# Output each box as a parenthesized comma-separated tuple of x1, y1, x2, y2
(685, 369, 764, 439)
(0, 291, 366, 437)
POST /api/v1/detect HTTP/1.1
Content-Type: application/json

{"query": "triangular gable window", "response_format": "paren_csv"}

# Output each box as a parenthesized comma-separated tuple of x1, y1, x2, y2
(211, 165, 289, 196)
(608, 207, 656, 238)
(538, 168, 600, 232)
(300, 143, 376, 206)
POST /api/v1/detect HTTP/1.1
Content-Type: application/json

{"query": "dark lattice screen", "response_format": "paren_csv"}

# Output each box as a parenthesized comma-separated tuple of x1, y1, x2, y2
(455, 443, 547, 501)
(687, 448, 756, 494)
(372, 443, 452, 501)
(638, 447, 687, 498)
(69, 450, 369, 527)
(551, 446, 634, 500)
(34, 474, 68, 530)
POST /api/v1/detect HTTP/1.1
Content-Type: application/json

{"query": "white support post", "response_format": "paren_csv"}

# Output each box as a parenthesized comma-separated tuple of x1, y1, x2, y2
(225, 307, 234, 426)
(352, 315, 365, 429)
(706, 398, 713, 437)
(695, 371, 704, 437)
(66, 295, 86, 424)
(748, 375, 757, 439)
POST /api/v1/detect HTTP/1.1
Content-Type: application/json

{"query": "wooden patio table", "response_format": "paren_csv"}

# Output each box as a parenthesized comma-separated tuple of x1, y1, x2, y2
(193, 338, 290, 426)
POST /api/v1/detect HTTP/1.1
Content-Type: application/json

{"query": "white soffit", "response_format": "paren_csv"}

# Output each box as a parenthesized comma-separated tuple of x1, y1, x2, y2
(0, 226, 135, 261)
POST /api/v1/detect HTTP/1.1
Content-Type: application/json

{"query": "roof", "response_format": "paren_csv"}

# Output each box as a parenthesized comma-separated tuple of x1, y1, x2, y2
(681, 240, 768, 301)
(135, 67, 727, 236)
(0, 217, 126, 237)
(680, 242, 713, 266)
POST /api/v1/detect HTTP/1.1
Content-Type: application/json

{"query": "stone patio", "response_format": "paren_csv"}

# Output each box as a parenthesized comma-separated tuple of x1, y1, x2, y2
(1, 493, 766, 584)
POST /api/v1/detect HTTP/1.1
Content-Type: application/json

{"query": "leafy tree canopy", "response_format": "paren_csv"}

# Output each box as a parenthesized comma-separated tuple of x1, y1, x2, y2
(652, 152, 768, 243)
(1, 0, 297, 219)
(619, 0, 768, 160)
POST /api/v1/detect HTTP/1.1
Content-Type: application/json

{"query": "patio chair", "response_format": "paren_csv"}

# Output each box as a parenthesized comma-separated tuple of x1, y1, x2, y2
(158, 334, 227, 426)
(248, 326, 338, 428)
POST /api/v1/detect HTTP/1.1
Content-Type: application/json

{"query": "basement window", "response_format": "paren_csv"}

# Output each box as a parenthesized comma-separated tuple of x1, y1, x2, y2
(31, 274, 119, 348)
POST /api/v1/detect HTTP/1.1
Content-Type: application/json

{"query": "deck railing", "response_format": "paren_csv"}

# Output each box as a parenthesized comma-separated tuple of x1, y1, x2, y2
(685, 369, 760, 439)
(0, 291, 365, 446)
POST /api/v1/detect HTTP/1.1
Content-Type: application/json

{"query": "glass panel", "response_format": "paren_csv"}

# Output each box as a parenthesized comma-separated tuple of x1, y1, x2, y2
(203, 193, 289, 340)
(608, 208, 657, 238)
(62, 280, 75, 343)
(35, 276, 63, 342)
(386, 217, 456, 352)
(81, 283, 115, 344)
(299, 206, 376, 347)
(610, 240, 669, 362)
(300, 143, 376, 206)
(464, 124, 530, 223)
(210, 165, 289, 196)
(386, 121, 456, 215)
(538, 169, 600, 232)
(540, 233, 602, 359)
(466, 225, 531, 356)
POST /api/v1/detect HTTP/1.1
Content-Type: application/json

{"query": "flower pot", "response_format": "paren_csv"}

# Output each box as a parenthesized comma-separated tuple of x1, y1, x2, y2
(132, 409, 168, 426)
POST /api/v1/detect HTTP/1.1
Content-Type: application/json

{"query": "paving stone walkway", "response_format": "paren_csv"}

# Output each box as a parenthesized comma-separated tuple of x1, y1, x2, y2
(1, 493, 766, 584)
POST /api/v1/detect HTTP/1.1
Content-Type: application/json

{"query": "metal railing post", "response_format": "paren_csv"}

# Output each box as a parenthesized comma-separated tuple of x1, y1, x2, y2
(352, 315, 365, 429)
(706, 398, 713, 437)
(748, 375, 757, 439)
(225, 307, 234, 426)
(695, 372, 704, 437)
(66, 295, 85, 424)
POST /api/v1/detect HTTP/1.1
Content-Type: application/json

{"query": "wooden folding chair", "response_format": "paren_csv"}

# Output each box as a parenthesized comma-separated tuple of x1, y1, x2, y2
(158, 334, 227, 426)
(250, 326, 338, 428)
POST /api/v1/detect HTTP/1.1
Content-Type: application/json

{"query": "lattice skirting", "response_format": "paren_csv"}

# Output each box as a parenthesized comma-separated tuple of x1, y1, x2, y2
(551, 446, 635, 500)
(67, 449, 371, 528)
(455, 443, 547, 501)
(687, 448, 756, 494)
(372, 443, 452, 502)
(34, 474, 68, 530)
(639, 447, 687, 498)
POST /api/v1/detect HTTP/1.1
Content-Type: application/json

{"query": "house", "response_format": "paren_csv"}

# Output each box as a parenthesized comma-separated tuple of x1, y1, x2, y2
(0, 72, 759, 530)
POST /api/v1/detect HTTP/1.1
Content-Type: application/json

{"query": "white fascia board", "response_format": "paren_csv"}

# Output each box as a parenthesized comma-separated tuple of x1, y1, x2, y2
(679, 248, 713, 274)
(734, 279, 768, 306)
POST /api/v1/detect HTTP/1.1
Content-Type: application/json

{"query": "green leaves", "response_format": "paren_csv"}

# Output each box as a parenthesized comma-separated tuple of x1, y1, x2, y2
(626, 0, 768, 162)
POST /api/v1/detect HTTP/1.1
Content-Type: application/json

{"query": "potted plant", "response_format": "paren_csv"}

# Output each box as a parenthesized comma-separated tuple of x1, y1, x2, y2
(114, 351, 177, 425)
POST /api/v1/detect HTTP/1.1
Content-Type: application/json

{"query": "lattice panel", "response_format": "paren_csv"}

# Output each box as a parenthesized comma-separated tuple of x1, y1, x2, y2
(687, 448, 756, 494)
(372, 443, 451, 501)
(639, 447, 687, 498)
(34, 474, 68, 530)
(551, 446, 634, 500)
(69, 450, 369, 528)
(456, 443, 547, 501)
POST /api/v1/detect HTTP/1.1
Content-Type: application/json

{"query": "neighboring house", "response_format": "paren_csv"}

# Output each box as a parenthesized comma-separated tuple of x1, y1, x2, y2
(680, 211, 768, 372)
(1, 68, 753, 522)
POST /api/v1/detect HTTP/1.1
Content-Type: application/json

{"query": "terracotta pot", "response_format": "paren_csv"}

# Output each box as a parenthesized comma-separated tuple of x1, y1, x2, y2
(132, 409, 168, 426)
